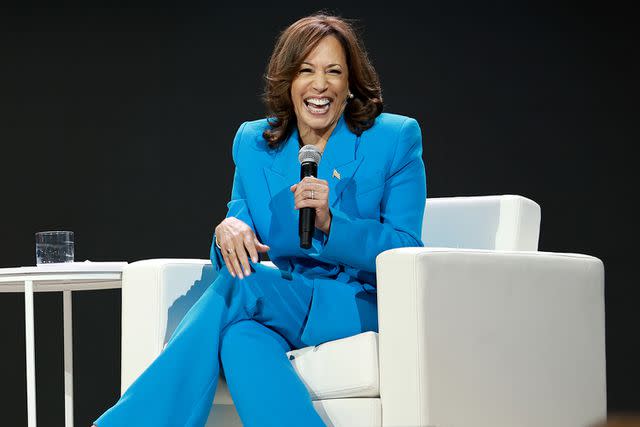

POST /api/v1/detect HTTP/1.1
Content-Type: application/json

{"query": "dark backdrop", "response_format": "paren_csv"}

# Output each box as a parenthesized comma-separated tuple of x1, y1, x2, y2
(1, 3, 637, 426)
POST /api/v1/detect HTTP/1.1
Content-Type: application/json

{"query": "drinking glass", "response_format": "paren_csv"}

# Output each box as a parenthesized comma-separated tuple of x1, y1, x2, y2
(35, 231, 75, 264)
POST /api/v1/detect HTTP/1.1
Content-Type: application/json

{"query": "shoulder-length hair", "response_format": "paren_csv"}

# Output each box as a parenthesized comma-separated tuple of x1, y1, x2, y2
(262, 13, 383, 148)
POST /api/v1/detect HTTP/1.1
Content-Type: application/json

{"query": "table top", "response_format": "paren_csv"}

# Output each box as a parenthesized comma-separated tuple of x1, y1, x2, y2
(0, 261, 127, 276)
(0, 261, 127, 292)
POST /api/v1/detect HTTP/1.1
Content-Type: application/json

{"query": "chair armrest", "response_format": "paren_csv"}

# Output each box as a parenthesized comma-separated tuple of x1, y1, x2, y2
(423, 195, 541, 251)
(120, 258, 277, 404)
(375, 247, 606, 427)
(120, 259, 215, 394)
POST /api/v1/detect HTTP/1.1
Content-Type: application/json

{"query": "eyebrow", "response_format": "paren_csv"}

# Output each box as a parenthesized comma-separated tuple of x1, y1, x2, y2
(301, 62, 343, 68)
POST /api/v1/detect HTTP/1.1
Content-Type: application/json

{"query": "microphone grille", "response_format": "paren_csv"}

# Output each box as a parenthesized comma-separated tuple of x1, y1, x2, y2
(298, 144, 322, 164)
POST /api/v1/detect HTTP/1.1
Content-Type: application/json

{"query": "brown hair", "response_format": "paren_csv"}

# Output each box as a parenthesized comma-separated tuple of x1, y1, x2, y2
(262, 13, 383, 147)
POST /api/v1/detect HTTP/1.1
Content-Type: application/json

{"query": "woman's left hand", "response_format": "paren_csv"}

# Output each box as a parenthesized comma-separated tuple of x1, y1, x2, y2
(290, 176, 332, 234)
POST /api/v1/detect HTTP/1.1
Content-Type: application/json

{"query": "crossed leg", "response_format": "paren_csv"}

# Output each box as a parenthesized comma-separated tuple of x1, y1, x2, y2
(220, 320, 325, 427)
(94, 263, 320, 427)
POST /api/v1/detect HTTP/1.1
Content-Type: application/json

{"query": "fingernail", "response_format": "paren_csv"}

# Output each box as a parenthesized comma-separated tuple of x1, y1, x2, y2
(239, 273, 244, 279)
(252, 257, 258, 263)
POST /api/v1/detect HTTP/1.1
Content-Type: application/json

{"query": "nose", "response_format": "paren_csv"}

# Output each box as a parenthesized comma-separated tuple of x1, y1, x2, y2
(311, 71, 328, 93)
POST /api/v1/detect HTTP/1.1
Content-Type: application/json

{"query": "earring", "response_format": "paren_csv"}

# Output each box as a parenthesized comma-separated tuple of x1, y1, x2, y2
(348, 92, 354, 99)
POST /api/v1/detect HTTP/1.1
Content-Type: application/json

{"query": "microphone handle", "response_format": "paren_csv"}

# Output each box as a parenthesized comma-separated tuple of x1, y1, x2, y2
(299, 162, 317, 249)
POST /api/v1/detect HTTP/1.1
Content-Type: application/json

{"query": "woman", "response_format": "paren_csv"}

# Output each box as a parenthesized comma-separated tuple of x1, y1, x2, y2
(94, 13, 426, 427)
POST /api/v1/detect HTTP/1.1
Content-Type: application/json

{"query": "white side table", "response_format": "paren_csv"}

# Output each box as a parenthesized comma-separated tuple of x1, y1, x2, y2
(0, 262, 127, 427)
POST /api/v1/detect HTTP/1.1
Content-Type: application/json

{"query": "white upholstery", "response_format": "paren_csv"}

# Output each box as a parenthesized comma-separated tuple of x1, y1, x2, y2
(204, 398, 382, 427)
(205, 398, 383, 427)
(119, 195, 606, 427)
(313, 399, 381, 427)
(288, 331, 379, 400)
(120, 258, 217, 393)
(376, 248, 605, 427)
(422, 194, 541, 250)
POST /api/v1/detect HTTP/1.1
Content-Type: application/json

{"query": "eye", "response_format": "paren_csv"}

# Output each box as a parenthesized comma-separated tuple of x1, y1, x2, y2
(328, 69, 342, 74)
(299, 67, 313, 74)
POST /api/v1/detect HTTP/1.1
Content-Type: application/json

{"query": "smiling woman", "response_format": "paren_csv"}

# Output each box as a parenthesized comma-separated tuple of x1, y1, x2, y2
(93, 12, 426, 427)
(293, 35, 349, 131)
(262, 14, 383, 148)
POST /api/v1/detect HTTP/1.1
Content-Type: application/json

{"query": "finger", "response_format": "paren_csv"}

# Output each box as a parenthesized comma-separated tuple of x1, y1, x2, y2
(294, 185, 324, 203)
(217, 233, 235, 277)
(255, 239, 270, 252)
(294, 177, 317, 193)
(298, 199, 322, 209)
(296, 199, 322, 210)
(226, 246, 242, 278)
(308, 182, 328, 192)
(221, 249, 237, 278)
(294, 182, 307, 196)
(295, 191, 328, 208)
(305, 177, 326, 188)
(295, 189, 313, 203)
(245, 235, 259, 264)
(228, 237, 245, 278)
(230, 250, 244, 279)
(234, 238, 251, 278)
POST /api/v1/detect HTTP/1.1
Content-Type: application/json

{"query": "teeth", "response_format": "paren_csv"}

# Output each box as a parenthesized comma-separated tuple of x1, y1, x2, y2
(306, 98, 330, 105)
(306, 103, 329, 114)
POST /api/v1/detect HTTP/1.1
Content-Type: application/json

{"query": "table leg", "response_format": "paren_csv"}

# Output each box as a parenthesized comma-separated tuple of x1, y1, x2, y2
(63, 290, 74, 427)
(24, 279, 37, 427)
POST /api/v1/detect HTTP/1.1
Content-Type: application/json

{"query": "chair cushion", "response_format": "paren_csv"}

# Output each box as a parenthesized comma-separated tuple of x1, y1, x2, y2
(313, 398, 381, 427)
(286, 331, 379, 400)
(206, 399, 381, 427)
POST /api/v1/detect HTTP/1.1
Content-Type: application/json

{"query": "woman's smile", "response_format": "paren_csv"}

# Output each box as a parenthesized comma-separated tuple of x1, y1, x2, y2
(291, 35, 349, 141)
(304, 96, 333, 115)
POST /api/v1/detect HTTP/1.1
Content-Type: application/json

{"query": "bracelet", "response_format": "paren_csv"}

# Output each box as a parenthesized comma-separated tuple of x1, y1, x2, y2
(215, 235, 222, 250)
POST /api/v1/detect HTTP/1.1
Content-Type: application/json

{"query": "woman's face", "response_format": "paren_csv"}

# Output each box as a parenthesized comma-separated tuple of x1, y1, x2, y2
(291, 35, 350, 136)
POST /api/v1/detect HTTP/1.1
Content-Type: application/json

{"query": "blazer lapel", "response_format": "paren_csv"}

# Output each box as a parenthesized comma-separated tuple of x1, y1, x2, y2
(263, 126, 301, 200)
(317, 115, 364, 207)
(264, 114, 364, 207)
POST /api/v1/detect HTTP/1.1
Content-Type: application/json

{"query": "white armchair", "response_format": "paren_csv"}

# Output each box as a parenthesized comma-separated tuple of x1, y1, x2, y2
(119, 195, 606, 427)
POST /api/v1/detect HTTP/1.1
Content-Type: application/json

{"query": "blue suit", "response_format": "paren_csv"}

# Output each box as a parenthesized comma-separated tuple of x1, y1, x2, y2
(94, 113, 426, 427)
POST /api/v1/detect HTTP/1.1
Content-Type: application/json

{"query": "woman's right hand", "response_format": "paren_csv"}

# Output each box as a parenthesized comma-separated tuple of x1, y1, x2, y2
(214, 217, 270, 279)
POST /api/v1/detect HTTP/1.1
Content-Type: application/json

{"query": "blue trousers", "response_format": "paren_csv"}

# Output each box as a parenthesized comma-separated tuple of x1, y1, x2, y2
(94, 262, 326, 426)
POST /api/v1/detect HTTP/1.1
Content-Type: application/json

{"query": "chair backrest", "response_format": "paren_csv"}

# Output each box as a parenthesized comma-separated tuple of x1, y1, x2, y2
(422, 195, 541, 251)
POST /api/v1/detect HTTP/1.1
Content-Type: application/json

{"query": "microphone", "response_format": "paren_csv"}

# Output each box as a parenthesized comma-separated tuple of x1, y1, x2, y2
(298, 145, 322, 249)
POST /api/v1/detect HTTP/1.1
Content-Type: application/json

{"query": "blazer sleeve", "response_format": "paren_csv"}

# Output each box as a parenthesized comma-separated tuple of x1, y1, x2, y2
(210, 122, 257, 271)
(314, 117, 426, 272)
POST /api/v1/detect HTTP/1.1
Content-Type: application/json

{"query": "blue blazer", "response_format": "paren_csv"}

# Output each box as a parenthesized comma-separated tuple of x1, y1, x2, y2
(211, 113, 426, 346)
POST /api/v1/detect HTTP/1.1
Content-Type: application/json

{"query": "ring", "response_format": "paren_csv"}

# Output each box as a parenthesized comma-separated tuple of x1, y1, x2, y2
(311, 190, 315, 200)
(226, 247, 234, 254)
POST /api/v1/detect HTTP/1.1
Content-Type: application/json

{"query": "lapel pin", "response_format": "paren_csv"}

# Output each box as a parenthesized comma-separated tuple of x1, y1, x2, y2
(332, 169, 341, 180)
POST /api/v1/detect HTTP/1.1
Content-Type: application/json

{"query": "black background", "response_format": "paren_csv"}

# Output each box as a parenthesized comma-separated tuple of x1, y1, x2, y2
(1, 3, 637, 426)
